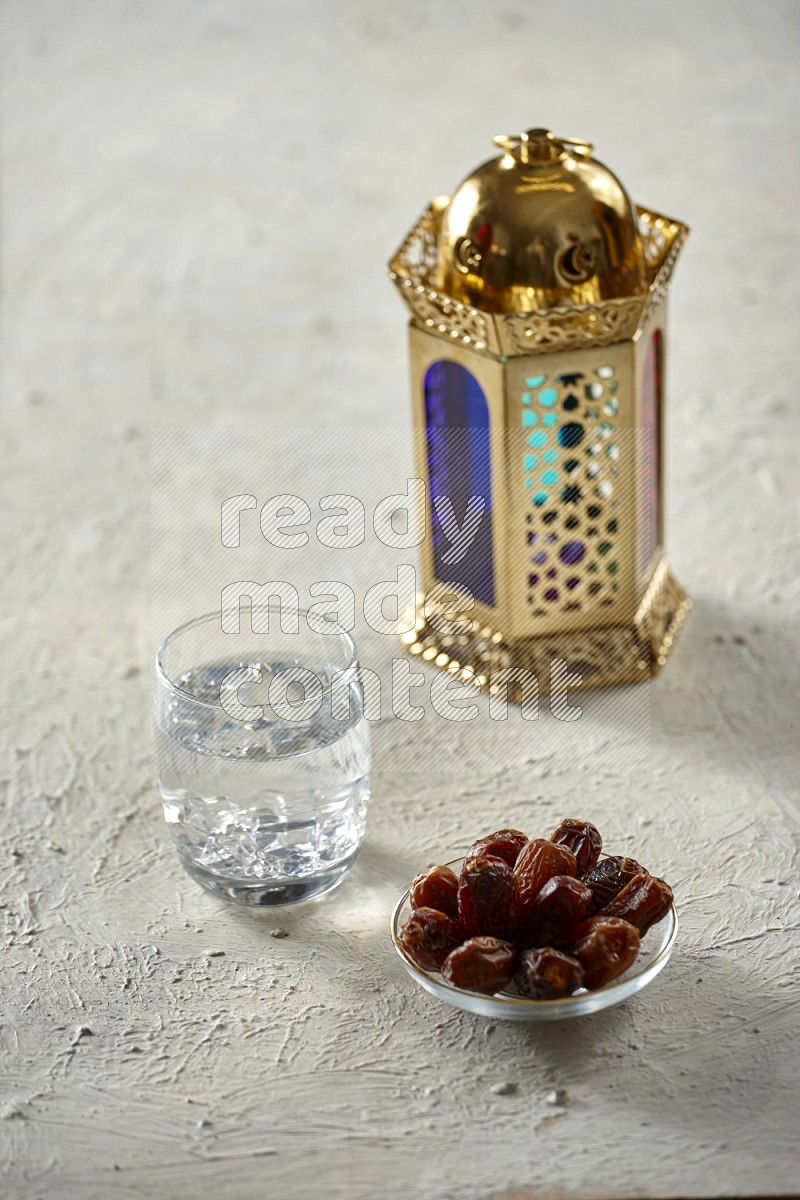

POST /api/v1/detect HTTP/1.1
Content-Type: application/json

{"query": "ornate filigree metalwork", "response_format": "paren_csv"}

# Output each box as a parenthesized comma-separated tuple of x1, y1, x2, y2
(403, 559, 691, 697)
(388, 203, 688, 360)
(637, 208, 689, 331)
(638, 208, 685, 270)
(393, 281, 495, 353)
(498, 297, 641, 356)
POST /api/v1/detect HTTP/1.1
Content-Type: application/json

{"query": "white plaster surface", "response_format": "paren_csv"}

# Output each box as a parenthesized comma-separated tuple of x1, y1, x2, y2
(2, 2, 799, 1197)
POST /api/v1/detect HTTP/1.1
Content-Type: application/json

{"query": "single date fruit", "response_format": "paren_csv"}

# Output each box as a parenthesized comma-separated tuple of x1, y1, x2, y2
(458, 855, 516, 939)
(409, 864, 459, 919)
(515, 946, 585, 999)
(550, 818, 602, 875)
(442, 936, 516, 994)
(398, 908, 463, 972)
(514, 839, 577, 925)
(582, 855, 646, 914)
(572, 916, 640, 988)
(466, 828, 528, 868)
(600, 873, 673, 935)
(519, 874, 593, 949)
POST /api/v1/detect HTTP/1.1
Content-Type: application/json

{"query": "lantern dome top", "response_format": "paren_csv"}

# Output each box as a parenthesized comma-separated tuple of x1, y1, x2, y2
(435, 128, 646, 313)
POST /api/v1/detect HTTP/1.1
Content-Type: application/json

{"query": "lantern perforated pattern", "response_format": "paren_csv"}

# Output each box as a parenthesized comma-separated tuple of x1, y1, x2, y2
(521, 367, 621, 617)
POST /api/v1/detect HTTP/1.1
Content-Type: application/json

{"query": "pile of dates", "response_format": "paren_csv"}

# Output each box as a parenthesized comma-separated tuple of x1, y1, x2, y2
(398, 820, 673, 998)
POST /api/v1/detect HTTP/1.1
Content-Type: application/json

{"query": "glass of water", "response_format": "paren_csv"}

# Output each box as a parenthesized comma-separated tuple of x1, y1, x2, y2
(154, 609, 370, 906)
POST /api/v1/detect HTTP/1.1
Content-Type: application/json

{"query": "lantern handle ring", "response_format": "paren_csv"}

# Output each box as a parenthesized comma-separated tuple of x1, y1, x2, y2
(492, 129, 594, 164)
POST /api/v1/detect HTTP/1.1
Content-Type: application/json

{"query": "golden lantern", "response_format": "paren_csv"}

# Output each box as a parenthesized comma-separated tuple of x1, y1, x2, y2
(388, 128, 690, 696)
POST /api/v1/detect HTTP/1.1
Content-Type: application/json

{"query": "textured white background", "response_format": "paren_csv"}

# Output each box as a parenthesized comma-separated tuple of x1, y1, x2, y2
(2, 2, 799, 1198)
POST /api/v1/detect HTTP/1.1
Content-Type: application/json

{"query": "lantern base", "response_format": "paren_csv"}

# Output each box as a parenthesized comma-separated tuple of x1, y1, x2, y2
(403, 559, 690, 698)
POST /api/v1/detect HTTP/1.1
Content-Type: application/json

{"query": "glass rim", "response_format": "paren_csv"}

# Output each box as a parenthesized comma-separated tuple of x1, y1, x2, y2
(155, 607, 360, 709)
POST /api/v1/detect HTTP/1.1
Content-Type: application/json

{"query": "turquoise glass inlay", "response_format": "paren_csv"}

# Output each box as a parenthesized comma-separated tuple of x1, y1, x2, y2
(543, 449, 557, 463)
(525, 477, 533, 489)
(541, 469, 558, 486)
(542, 411, 558, 427)
(538, 388, 557, 407)
(529, 430, 547, 447)
(522, 392, 532, 405)
(525, 375, 546, 388)
(533, 492, 549, 506)
(522, 410, 537, 427)
(524, 454, 537, 471)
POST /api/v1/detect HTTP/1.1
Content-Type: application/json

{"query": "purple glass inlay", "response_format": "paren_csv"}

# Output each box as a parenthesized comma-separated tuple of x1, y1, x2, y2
(424, 360, 495, 607)
(560, 540, 586, 565)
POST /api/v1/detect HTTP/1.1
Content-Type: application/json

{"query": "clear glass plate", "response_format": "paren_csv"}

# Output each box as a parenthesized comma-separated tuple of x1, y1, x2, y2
(390, 857, 677, 1021)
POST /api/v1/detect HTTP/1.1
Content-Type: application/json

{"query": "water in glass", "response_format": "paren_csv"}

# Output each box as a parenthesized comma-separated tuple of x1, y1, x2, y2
(156, 639, 370, 905)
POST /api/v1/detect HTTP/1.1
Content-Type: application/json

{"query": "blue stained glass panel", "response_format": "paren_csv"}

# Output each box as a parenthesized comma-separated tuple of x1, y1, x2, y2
(424, 360, 496, 607)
